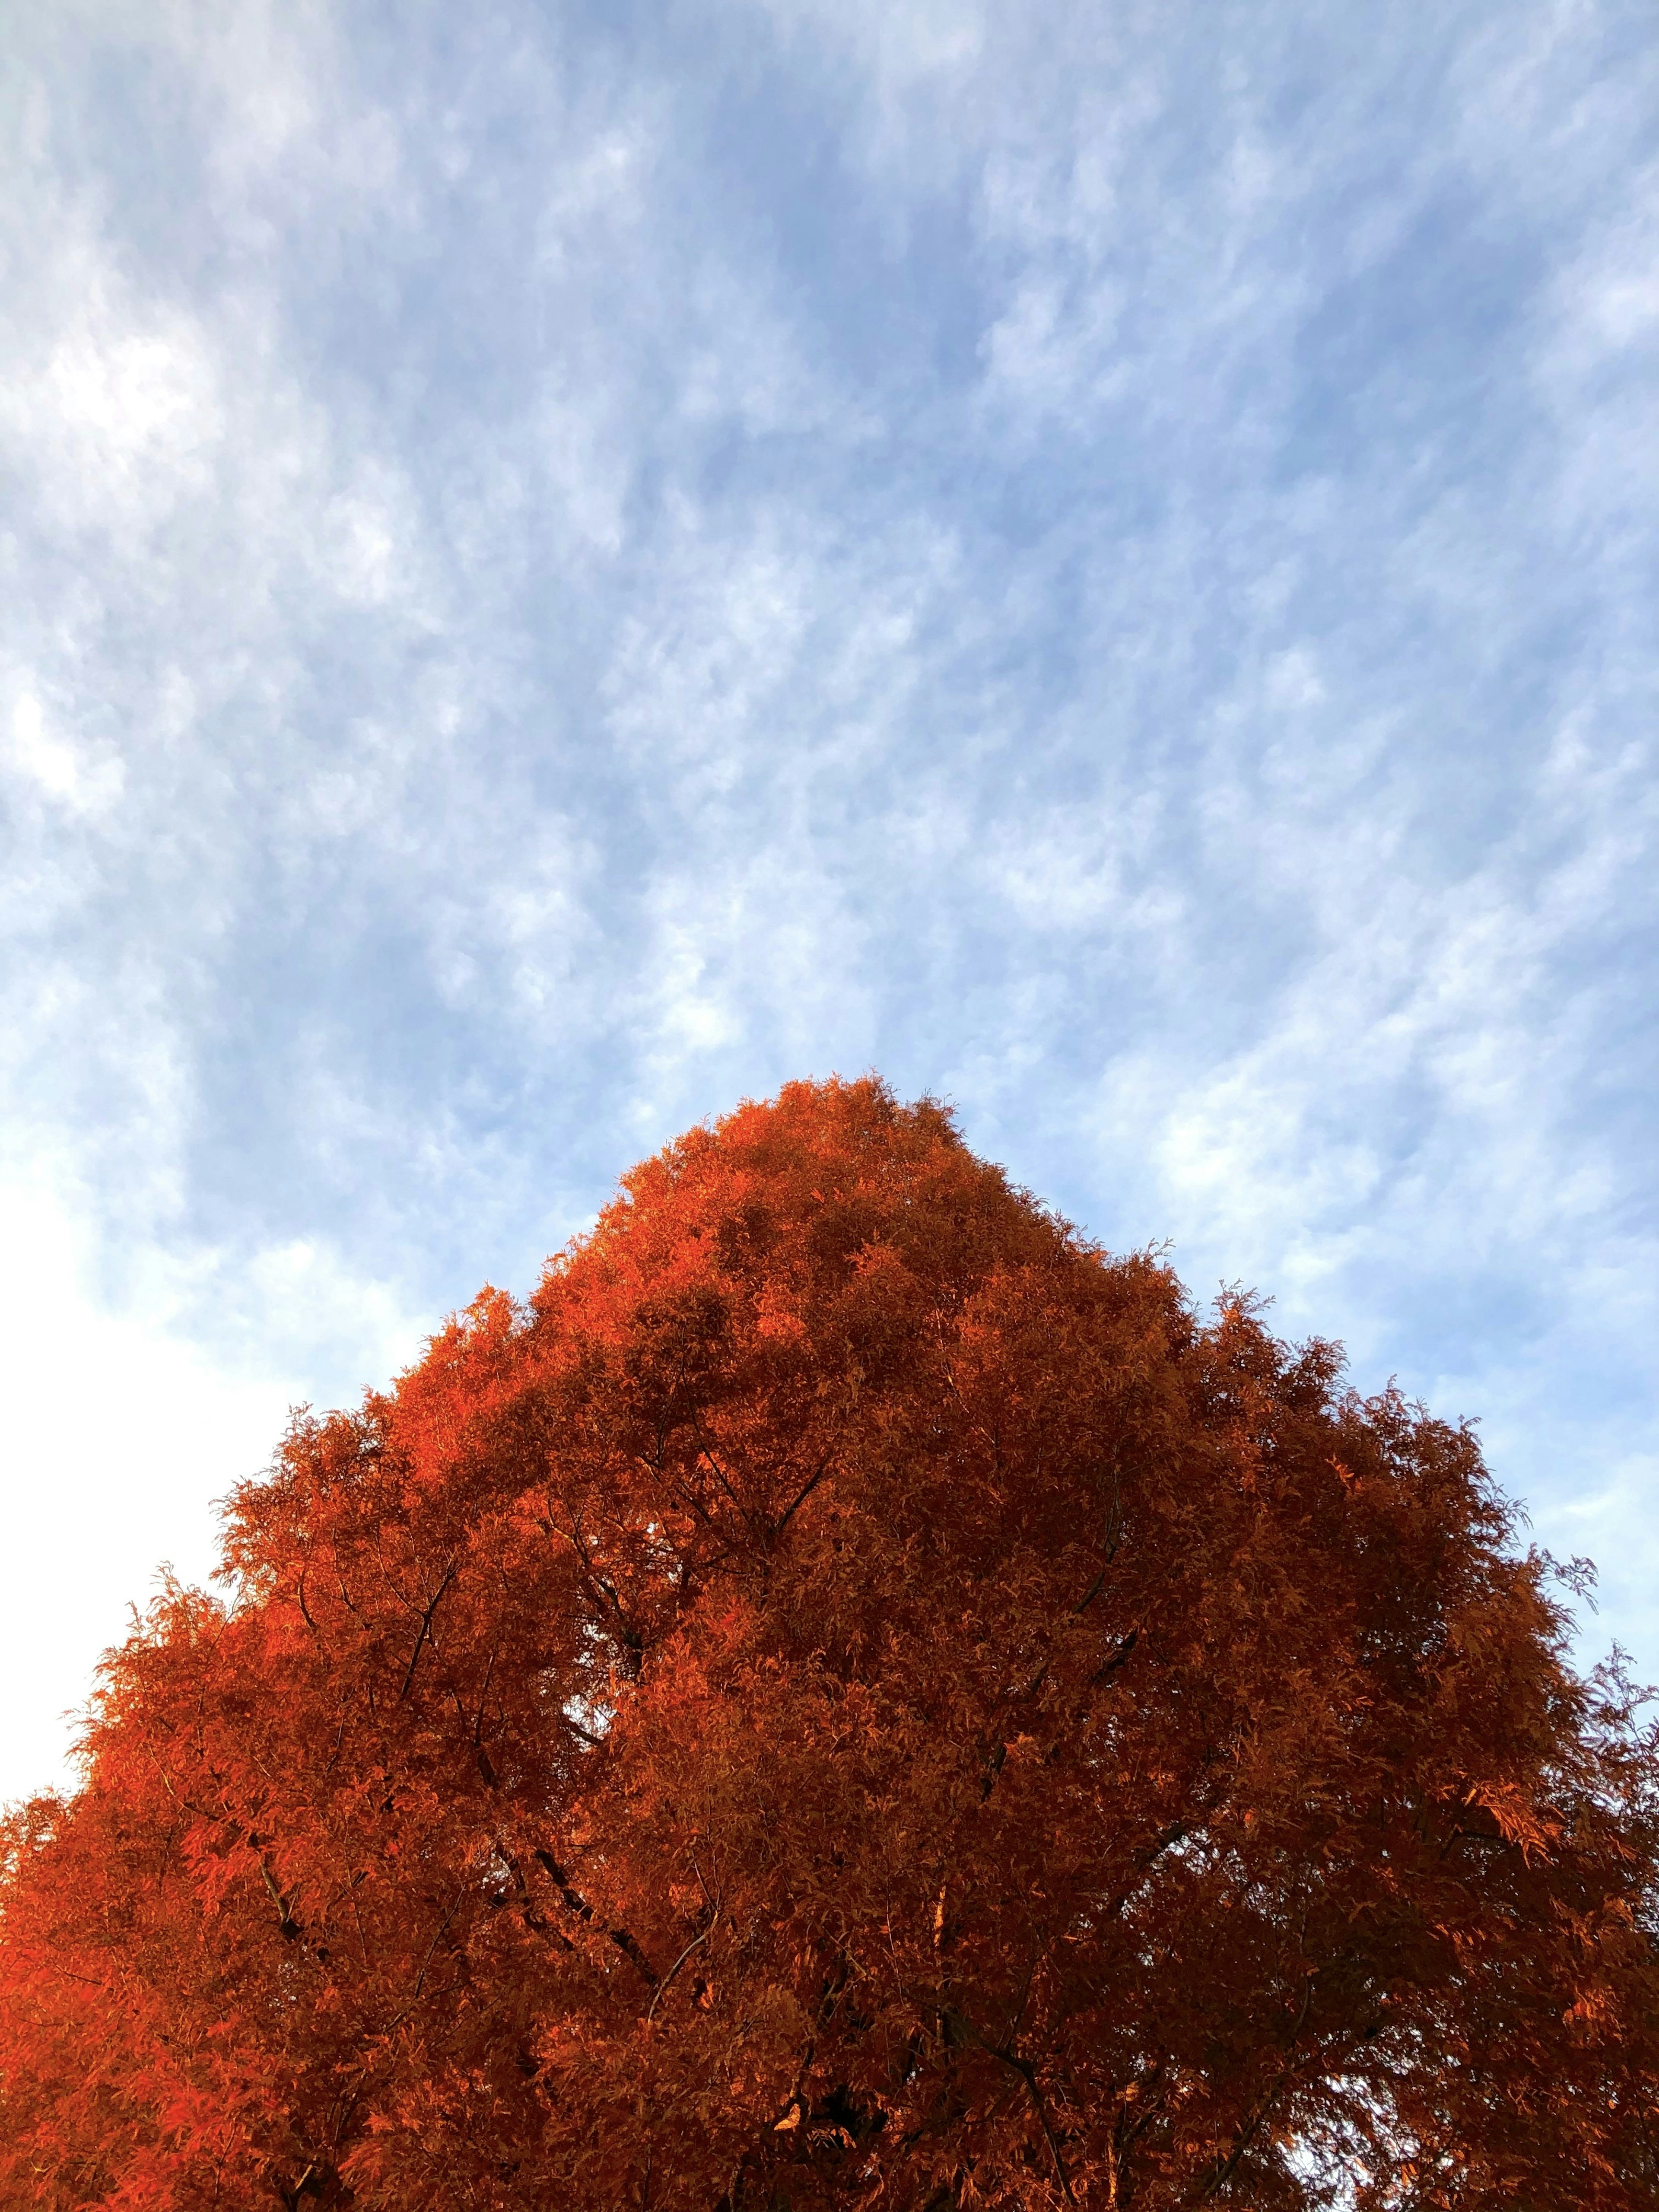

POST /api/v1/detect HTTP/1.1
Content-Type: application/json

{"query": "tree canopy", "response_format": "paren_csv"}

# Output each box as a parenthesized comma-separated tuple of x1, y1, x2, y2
(3, 1076, 1656, 2209)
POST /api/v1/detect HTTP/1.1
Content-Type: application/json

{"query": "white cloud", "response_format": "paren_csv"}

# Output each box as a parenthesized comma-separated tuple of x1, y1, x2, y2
(0, 283, 225, 540)
(4, 692, 124, 815)
(754, 0, 990, 96)
(0, 1160, 426, 1804)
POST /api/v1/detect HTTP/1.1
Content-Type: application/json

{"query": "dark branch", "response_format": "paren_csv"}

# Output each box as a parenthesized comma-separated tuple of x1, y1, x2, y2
(534, 1847, 659, 1988)
(397, 1560, 458, 1701)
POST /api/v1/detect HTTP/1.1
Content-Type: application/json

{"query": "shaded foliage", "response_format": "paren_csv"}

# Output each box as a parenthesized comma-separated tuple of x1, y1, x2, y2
(3, 1077, 1656, 2208)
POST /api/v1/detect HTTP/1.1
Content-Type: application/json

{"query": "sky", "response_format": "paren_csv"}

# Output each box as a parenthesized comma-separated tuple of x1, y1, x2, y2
(2, 0, 1656, 1805)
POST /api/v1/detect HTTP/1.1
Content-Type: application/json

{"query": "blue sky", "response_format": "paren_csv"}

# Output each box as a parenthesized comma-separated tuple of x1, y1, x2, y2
(2, 0, 1656, 1802)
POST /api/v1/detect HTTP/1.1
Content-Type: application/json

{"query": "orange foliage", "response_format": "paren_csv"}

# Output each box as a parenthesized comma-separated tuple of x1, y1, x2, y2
(2, 1077, 1656, 2209)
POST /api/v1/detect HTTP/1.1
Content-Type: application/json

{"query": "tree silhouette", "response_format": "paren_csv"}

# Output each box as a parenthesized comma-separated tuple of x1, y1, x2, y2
(3, 1077, 1655, 2209)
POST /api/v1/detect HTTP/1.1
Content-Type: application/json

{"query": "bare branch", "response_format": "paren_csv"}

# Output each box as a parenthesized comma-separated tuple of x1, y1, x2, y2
(769, 1451, 836, 1546)
(397, 1560, 458, 1702)
(646, 1920, 716, 2022)
(533, 1847, 659, 1989)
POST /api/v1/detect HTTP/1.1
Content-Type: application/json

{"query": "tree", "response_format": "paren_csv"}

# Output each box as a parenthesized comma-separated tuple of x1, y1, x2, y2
(2, 1076, 1655, 2211)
